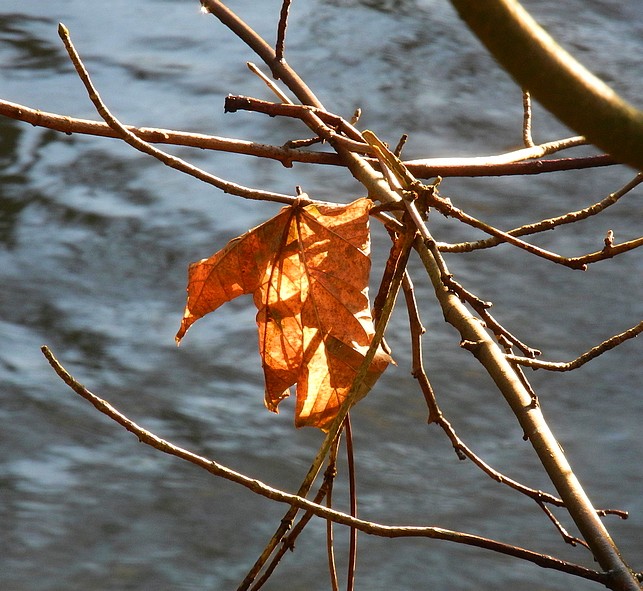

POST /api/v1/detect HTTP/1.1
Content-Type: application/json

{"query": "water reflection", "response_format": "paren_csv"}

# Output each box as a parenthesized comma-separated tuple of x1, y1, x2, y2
(0, 13, 67, 74)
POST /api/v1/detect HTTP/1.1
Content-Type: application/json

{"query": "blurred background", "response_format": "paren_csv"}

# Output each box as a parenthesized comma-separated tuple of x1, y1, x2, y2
(1, 1, 641, 589)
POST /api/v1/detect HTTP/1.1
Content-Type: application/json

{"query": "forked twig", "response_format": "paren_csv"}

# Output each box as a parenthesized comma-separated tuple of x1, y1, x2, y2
(57, 24, 297, 205)
(539, 503, 590, 550)
(507, 321, 643, 371)
(442, 173, 643, 254)
(401, 273, 628, 544)
(437, 273, 541, 358)
(429, 190, 588, 269)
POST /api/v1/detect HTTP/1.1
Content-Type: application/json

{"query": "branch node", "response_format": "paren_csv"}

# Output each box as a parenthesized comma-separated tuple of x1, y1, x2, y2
(460, 339, 485, 353)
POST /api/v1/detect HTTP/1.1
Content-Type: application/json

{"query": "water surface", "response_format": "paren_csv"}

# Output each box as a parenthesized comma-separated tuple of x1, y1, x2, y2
(1, 1, 641, 590)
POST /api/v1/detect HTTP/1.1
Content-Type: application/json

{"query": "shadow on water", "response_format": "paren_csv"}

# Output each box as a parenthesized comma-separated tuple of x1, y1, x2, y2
(0, 13, 69, 74)
(1, 1, 641, 590)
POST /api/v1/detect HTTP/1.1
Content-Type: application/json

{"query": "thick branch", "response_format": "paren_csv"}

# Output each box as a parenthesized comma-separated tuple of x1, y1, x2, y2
(450, 0, 643, 171)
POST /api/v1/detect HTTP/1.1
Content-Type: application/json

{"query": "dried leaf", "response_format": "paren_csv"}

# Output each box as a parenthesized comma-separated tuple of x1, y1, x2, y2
(176, 198, 391, 429)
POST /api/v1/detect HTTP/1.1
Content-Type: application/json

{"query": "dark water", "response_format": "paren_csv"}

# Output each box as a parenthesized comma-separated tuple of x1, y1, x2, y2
(1, 1, 641, 590)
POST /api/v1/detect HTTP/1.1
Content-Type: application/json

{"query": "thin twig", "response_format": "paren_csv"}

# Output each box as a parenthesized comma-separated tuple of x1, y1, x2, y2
(405, 135, 589, 168)
(522, 90, 535, 147)
(326, 432, 341, 591)
(247, 62, 292, 104)
(507, 321, 643, 371)
(57, 24, 297, 205)
(539, 502, 590, 550)
(428, 188, 587, 269)
(402, 272, 442, 424)
(224, 95, 367, 145)
(409, 154, 617, 178)
(442, 173, 643, 254)
(39, 345, 607, 584)
(441, 275, 541, 358)
(275, 0, 292, 62)
(345, 416, 357, 591)
(249, 454, 338, 591)
(394, 134, 409, 158)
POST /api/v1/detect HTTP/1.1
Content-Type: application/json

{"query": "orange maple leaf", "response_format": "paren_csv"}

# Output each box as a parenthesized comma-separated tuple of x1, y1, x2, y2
(176, 198, 391, 429)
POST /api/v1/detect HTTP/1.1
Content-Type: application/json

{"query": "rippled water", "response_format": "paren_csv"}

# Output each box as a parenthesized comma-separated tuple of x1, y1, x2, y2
(1, 1, 641, 590)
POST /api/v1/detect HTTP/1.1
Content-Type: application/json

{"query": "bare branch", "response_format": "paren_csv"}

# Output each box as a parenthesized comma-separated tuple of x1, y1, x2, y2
(429, 188, 593, 269)
(246, 62, 292, 104)
(0, 98, 618, 176)
(406, 135, 589, 168)
(409, 154, 617, 178)
(507, 321, 643, 371)
(275, 0, 292, 62)
(0, 98, 339, 168)
(522, 90, 535, 148)
(39, 345, 608, 585)
(450, 0, 643, 170)
(56, 24, 297, 205)
(401, 272, 624, 524)
(442, 173, 643, 254)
